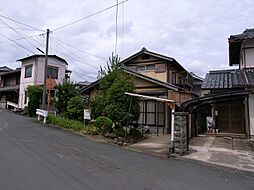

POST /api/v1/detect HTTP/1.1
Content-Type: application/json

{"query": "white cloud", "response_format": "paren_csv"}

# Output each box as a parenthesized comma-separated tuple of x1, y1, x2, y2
(0, 0, 254, 81)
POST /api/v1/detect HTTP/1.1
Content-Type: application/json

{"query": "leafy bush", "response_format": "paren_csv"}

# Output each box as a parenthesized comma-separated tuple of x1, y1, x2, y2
(90, 95, 105, 119)
(67, 96, 84, 121)
(129, 128, 142, 142)
(95, 116, 113, 134)
(56, 81, 78, 114)
(47, 114, 84, 131)
(82, 124, 100, 135)
(115, 128, 125, 137)
(27, 85, 43, 117)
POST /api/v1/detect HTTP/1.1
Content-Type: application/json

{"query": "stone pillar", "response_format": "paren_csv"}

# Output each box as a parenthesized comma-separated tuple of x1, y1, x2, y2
(173, 112, 188, 155)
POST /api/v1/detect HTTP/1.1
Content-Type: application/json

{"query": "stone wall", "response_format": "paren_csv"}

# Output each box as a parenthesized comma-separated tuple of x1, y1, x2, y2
(173, 112, 188, 155)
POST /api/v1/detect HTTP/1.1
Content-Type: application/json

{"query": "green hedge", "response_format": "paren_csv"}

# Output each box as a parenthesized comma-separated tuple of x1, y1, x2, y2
(47, 114, 84, 131)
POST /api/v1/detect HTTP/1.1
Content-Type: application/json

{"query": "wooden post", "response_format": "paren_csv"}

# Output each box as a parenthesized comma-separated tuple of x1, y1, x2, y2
(47, 76, 51, 112)
(42, 29, 50, 110)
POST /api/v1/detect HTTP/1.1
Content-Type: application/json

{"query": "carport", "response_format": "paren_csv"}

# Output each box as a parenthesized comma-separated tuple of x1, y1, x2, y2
(180, 90, 251, 138)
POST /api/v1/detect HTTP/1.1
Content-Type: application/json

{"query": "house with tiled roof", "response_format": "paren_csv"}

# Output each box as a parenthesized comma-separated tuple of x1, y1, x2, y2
(180, 29, 254, 139)
(81, 48, 202, 134)
(0, 67, 21, 108)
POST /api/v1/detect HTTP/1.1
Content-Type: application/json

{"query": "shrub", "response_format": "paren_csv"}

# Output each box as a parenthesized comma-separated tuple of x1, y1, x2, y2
(67, 95, 84, 121)
(47, 114, 84, 131)
(27, 85, 43, 117)
(129, 128, 142, 142)
(95, 116, 113, 134)
(82, 124, 100, 135)
(115, 128, 125, 137)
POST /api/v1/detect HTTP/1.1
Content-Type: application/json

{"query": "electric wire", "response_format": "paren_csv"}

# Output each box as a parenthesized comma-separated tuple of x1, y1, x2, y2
(0, 34, 43, 45)
(0, 18, 45, 49)
(50, 39, 95, 81)
(121, 1, 124, 58)
(50, 37, 99, 70)
(52, 0, 128, 32)
(0, 11, 44, 32)
(0, 26, 42, 31)
(115, 0, 119, 55)
(0, 9, 45, 47)
(51, 36, 106, 60)
(0, 32, 34, 54)
(71, 70, 92, 81)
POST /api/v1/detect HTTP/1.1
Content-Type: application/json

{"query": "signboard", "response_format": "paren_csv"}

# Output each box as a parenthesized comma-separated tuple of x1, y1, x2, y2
(84, 109, 91, 120)
(46, 78, 56, 90)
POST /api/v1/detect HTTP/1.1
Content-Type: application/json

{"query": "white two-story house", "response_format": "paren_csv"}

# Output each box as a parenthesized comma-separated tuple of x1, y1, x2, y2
(17, 54, 69, 109)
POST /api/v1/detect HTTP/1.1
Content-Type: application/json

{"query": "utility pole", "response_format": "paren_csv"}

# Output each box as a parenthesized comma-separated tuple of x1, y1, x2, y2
(42, 29, 50, 110)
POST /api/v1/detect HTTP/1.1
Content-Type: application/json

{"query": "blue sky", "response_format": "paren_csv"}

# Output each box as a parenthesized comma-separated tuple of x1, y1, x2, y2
(0, 0, 254, 82)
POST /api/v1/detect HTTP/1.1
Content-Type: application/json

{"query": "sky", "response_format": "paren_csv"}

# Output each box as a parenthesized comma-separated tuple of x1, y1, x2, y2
(0, 0, 254, 82)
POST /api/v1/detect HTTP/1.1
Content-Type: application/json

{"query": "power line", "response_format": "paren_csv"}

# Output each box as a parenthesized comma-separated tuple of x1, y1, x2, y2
(0, 33, 43, 45)
(0, 9, 44, 47)
(51, 36, 106, 60)
(0, 26, 41, 31)
(0, 32, 34, 54)
(0, 17, 44, 49)
(0, 14, 44, 32)
(71, 70, 92, 81)
(50, 37, 99, 70)
(121, 1, 125, 58)
(0, 18, 39, 47)
(115, 0, 119, 55)
(52, 0, 128, 32)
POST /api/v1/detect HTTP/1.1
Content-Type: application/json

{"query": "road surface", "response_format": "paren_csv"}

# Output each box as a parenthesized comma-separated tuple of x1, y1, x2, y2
(0, 108, 253, 190)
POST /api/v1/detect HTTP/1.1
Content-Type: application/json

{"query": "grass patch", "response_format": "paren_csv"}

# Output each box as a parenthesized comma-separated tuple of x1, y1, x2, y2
(47, 114, 84, 131)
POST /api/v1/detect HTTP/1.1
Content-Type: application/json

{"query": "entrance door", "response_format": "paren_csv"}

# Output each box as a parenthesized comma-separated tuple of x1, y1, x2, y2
(215, 99, 245, 133)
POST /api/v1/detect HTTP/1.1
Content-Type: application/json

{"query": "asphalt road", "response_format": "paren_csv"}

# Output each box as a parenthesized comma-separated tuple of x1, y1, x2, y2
(0, 108, 253, 190)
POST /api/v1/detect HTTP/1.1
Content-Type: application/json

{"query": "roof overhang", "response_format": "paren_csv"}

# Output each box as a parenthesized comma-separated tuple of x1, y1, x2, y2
(120, 47, 187, 72)
(17, 54, 68, 65)
(125, 92, 174, 103)
(180, 90, 251, 112)
(79, 68, 183, 94)
(0, 68, 21, 76)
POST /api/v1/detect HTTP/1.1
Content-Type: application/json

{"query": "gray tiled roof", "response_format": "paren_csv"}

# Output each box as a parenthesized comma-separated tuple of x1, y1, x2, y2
(202, 69, 254, 89)
(229, 28, 254, 42)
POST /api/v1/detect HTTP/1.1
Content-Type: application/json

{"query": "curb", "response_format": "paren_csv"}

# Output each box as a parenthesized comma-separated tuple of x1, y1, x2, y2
(124, 146, 169, 159)
(177, 156, 254, 177)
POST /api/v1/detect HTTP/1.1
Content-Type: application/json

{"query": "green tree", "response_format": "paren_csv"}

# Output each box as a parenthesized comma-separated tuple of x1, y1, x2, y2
(67, 96, 84, 121)
(56, 81, 78, 114)
(27, 85, 43, 117)
(97, 52, 120, 79)
(91, 70, 140, 126)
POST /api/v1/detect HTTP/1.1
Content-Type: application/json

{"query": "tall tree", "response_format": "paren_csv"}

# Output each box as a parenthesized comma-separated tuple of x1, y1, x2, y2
(97, 52, 120, 79)
(91, 70, 140, 126)
(56, 81, 78, 114)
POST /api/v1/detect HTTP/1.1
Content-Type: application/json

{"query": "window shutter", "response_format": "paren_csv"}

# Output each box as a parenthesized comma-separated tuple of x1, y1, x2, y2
(155, 63, 166, 73)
